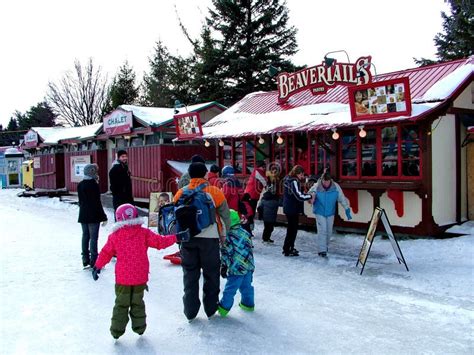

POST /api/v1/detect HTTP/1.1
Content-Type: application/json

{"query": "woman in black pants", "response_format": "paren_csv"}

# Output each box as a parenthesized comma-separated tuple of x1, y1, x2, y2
(282, 165, 311, 256)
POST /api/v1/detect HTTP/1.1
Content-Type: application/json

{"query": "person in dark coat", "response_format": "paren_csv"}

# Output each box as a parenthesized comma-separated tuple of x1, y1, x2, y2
(282, 165, 311, 256)
(78, 164, 108, 268)
(109, 150, 134, 213)
(258, 166, 282, 243)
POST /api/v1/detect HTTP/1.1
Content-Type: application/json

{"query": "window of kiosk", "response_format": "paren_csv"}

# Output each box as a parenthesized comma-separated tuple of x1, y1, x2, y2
(245, 138, 255, 174)
(131, 137, 143, 147)
(255, 138, 270, 166)
(274, 137, 287, 174)
(287, 134, 295, 170)
(361, 128, 377, 177)
(341, 130, 358, 177)
(145, 133, 160, 145)
(310, 135, 317, 175)
(316, 133, 334, 176)
(222, 139, 232, 169)
(401, 125, 421, 177)
(294, 133, 308, 173)
(234, 139, 244, 174)
(116, 138, 128, 148)
(381, 126, 398, 176)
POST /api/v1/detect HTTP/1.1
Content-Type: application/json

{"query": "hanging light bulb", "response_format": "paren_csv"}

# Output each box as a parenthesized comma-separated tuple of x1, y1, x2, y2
(358, 125, 367, 138)
(276, 133, 284, 145)
(331, 128, 339, 140)
(204, 140, 210, 147)
(258, 136, 265, 145)
(218, 139, 225, 147)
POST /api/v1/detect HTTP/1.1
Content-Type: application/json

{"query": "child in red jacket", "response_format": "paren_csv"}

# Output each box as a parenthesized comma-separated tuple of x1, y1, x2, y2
(92, 203, 190, 339)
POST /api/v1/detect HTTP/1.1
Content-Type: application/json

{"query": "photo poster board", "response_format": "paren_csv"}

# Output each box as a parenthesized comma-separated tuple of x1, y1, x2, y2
(357, 207, 382, 274)
(380, 210, 409, 271)
(70, 155, 91, 183)
(349, 77, 412, 122)
(33, 157, 40, 169)
(148, 192, 173, 229)
(174, 112, 203, 139)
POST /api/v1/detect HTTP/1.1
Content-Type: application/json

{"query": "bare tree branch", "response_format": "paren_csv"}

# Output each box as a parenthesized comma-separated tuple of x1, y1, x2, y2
(46, 58, 110, 126)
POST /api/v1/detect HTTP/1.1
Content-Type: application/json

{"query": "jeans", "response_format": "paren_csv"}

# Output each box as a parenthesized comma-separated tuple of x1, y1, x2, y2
(81, 223, 100, 266)
(220, 272, 254, 311)
(315, 215, 334, 253)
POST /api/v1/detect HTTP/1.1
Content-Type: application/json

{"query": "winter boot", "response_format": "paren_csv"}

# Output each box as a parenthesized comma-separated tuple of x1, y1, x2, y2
(217, 304, 229, 317)
(239, 302, 255, 312)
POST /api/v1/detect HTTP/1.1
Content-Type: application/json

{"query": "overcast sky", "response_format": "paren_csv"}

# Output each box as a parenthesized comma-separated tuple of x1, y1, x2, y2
(0, 0, 450, 128)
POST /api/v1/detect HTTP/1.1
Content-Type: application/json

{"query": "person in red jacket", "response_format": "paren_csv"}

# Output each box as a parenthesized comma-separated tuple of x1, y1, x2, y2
(242, 160, 267, 234)
(208, 164, 221, 187)
(92, 203, 190, 339)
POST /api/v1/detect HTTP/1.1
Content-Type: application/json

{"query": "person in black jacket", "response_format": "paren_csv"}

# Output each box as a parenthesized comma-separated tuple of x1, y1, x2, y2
(78, 164, 108, 268)
(282, 165, 311, 257)
(109, 150, 134, 214)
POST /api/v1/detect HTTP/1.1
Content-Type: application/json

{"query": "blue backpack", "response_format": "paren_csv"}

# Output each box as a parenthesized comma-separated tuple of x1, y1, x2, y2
(175, 183, 216, 237)
(158, 203, 176, 235)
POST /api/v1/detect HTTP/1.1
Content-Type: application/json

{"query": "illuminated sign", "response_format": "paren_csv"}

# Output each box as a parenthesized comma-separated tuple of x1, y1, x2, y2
(349, 77, 412, 122)
(277, 56, 373, 104)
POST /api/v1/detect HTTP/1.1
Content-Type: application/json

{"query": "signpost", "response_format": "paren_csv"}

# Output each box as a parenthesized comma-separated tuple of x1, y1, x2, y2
(356, 207, 409, 275)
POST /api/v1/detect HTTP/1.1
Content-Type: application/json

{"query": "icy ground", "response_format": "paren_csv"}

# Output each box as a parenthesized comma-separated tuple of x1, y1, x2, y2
(0, 189, 473, 354)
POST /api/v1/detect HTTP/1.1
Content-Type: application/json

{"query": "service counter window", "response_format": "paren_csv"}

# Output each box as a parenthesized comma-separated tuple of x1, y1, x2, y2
(234, 139, 244, 174)
(274, 138, 287, 173)
(131, 136, 143, 147)
(115, 138, 128, 148)
(244, 138, 255, 174)
(401, 125, 421, 177)
(222, 139, 232, 168)
(361, 128, 377, 177)
(341, 131, 358, 177)
(382, 126, 398, 176)
(339, 124, 422, 180)
(145, 133, 161, 145)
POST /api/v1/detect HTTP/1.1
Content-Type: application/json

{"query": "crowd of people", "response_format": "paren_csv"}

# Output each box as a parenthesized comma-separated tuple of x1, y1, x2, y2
(77, 151, 352, 339)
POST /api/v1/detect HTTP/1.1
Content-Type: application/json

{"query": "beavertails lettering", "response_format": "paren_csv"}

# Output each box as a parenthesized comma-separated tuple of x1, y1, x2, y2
(277, 56, 373, 104)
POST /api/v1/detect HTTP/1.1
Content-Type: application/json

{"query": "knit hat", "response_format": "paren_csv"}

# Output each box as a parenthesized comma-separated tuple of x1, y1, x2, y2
(115, 203, 138, 221)
(221, 165, 235, 177)
(188, 162, 208, 178)
(117, 150, 127, 158)
(229, 209, 241, 228)
(210, 164, 220, 173)
(83, 164, 98, 179)
(191, 154, 205, 164)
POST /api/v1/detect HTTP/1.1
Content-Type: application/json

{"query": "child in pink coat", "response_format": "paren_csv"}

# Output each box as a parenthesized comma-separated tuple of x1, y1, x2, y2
(93, 203, 190, 339)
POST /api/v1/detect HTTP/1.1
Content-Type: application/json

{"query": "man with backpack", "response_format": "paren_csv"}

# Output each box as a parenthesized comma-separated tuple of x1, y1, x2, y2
(173, 162, 231, 321)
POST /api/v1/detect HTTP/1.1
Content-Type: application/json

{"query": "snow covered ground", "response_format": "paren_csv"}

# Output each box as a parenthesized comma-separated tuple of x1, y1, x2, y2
(0, 188, 473, 354)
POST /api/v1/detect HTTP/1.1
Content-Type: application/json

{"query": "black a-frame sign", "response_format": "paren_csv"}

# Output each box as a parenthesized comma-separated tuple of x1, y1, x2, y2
(356, 207, 409, 275)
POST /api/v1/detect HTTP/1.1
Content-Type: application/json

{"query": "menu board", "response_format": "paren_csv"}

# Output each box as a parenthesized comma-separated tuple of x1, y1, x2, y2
(349, 77, 412, 122)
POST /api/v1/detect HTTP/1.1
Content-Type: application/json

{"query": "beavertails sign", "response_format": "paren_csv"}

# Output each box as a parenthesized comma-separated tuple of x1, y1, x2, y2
(277, 56, 373, 104)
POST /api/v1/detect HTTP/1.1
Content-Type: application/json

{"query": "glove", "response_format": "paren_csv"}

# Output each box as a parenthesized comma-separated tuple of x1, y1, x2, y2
(176, 229, 191, 242)
(345, 208, 352, 221)
(92, 267, 101, 281)
(220, 265, 228, 279)
(101, 220, 108, 227)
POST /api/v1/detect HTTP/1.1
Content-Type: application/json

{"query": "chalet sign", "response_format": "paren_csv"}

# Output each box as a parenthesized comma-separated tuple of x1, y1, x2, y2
(103, 109, 133, 136)
(277, 56, 373, 104)
(24, 130, 38, 147)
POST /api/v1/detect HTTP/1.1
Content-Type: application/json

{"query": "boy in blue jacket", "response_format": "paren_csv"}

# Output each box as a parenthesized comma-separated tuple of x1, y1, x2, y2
(218, 209, 255, 317)
(309, 171, 352, 257)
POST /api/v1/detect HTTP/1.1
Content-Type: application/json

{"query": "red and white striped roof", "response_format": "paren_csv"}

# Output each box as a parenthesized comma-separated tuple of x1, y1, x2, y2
(203, 57, 473, 138)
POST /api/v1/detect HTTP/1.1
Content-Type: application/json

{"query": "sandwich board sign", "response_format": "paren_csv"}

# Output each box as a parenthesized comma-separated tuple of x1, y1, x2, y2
(356, 207, 409, 275)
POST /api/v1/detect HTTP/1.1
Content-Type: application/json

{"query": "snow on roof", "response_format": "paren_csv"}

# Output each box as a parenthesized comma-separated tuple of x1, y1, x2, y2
(202, 57, 473, 138)
(119, 102, 220, 127)
(33, 123, 102, 144)
(167, 160, 214, 175)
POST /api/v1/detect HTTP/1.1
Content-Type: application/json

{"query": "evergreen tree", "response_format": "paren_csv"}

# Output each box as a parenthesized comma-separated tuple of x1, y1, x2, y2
(108, 61, 139, 110)
(142, 40, 174, 107)
(17, 102, 56, 130)
(191, 0, 299, 105)
(414, 0, 473, 65)
(7, 116, 19, 131)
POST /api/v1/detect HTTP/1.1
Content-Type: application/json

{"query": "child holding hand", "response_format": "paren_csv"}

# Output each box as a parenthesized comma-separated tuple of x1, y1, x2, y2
(92, 203, 190, 339)
(218, 209, 255, 317)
